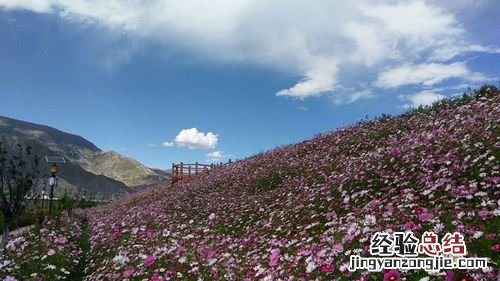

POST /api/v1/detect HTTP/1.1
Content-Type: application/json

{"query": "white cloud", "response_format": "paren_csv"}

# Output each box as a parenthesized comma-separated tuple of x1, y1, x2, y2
(1, 0, 496, 99)
(276, 61, 338, 99)
(400, 91, 446, 109)
(173, 128, 218, 149)
(206, 151, 223, 162)
(0, 0, 52, 13)
(161, 141, 174, 147)
(375, 62, 487, 89)
(347, 89, 374, 104)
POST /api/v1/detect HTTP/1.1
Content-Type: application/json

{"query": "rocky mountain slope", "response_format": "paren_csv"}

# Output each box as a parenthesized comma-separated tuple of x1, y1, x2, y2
(0, 116, 168, 198)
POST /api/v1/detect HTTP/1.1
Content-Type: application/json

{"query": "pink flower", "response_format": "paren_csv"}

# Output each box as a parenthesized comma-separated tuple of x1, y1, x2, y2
(55, 236, 68, 245)
(325, 211, 337, 220)
(477, 210, 490, 220)
(403, 221, 419, 232)
(123, 269, 133, 278)
(414, 207, 432, 221)
(110, 231, 121, 241)
(343, 234, 355, 243)
(47, 248, 56, 256)
(200, 247, 217, 261)
(383, 270, 400, 281)
(268, 248, 280, 267)
(144, 255, 155, 267)
(332, 243, 344, 254)
(445, 270, 454, 281)
(320, 263, 334, 273)
(491, 244, 500, 252)
(485, 233, 496, 240)
(150, 272, 163, 281)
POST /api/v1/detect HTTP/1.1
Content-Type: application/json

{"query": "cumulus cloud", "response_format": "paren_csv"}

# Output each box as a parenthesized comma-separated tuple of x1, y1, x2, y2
(173, 128, 218, 149)
(1, 0, 497, 99)
(399, 91, 446, 109)
(375, 62, 487, 89)
(206, 151, 224, 162)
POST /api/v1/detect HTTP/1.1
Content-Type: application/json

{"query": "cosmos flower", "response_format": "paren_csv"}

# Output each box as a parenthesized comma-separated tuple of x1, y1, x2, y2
(383, 270, 400, 281)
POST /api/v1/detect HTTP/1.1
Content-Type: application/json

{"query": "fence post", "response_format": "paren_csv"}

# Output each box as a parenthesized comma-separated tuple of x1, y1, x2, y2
(180, 162, 184, 179)
(195, 162, 198, 175)
(188, 165, 191, 177)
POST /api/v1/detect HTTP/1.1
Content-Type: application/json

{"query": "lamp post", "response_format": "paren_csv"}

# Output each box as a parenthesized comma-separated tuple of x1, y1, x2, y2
(45, 156, 65, 215)
(48, 164, 58, 214)
(41, 183, 46, 212)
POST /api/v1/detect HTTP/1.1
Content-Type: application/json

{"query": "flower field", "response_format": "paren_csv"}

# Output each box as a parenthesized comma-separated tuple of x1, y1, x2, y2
(2, 87, 499, 280)
(0, 211, 82, 280)
(83, 87, 498, 280)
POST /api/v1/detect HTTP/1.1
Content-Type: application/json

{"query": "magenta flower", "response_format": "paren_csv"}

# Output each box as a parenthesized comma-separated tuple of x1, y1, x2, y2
(268, 248, 281, 267)
(445, 270, 454, 281)
(320, 263, 334, 273)
(144, 255, 155, 267)
(414, 207, 432, 221)
(123, 269, 133, 278)
(47, 248, 56, 256)
(383, 270, 400, 281)
(491, 244, 500, 252)
(150, 272, 162, 281)
(477, 210, 490, 220)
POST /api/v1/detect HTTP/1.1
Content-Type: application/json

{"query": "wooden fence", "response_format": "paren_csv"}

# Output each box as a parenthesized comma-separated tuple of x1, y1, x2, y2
(171, 160, 233, 184)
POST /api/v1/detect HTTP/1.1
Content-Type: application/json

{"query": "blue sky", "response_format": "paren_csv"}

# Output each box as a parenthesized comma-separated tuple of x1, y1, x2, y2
(0, 0, 499, 169)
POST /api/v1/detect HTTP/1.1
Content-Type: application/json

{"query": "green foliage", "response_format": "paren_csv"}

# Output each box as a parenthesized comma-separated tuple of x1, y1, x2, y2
(254, 172, 282, 192)
(68, 223, 90, 281)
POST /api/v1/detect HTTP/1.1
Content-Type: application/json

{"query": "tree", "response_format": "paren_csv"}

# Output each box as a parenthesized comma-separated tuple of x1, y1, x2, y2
(0, 141, 40, 250)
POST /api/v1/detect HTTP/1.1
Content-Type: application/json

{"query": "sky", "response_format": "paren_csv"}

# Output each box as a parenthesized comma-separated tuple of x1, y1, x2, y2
(0, 0, 499, 170)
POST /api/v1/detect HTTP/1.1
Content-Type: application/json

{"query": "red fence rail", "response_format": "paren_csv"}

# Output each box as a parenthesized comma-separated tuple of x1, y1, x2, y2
(171, 160, 233, 185)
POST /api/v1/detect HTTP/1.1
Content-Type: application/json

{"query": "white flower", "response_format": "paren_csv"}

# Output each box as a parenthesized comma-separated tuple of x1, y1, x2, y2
(44, 264, 56, 270)
(433, 223, 444, 234)
(473, 231, 483, 239)
(418, 277, 430, 281)
(306, 261, 316, 273)
(112, 253, 129, 266)
(178, 256, 187, 264)
(208, 213, 216, 220)
(363, 214, 377, 226)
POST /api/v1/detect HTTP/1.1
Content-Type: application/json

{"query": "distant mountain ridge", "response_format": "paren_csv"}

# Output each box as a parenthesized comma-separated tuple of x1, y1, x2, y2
(0, 116, 169, 199)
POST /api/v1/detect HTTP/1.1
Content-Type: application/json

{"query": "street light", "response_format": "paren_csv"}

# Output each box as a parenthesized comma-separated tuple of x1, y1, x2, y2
(45, 156, 65, 214)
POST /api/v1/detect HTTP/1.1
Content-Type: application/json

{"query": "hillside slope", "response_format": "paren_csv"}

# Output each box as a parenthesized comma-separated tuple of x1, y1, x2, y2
(0, 116, 169, 192)
(85, 87, 499, 280)
(0, 134, 132, 198)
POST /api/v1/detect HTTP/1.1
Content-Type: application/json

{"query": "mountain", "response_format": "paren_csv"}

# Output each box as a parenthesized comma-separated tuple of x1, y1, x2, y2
(0, 116, 169, 198)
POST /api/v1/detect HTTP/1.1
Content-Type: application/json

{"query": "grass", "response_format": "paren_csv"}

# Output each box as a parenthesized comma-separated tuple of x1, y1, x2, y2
(68, 222, 90, 280)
